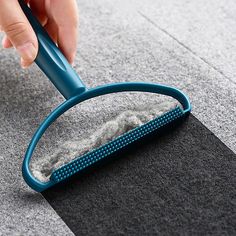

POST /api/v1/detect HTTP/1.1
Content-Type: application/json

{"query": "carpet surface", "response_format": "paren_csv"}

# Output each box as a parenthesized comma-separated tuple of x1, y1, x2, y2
(0, 0, 235, 235)
(43, 115, 236, 235)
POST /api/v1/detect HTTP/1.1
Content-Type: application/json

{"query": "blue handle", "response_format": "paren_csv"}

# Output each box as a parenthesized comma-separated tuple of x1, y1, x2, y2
(19, 0, 86, 99)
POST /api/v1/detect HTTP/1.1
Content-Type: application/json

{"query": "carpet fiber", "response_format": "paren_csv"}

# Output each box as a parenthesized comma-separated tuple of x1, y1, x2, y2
(43, 115, 236, 235)
(0, 0, 235, 234)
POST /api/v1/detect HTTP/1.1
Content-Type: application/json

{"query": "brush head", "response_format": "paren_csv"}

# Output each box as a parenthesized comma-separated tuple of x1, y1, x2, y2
(51, 106, 184, 183)
(22, 82, 191, 192)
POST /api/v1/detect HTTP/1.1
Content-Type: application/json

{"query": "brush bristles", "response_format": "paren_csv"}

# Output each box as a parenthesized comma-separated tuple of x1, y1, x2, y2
(51, 106, 184, 183)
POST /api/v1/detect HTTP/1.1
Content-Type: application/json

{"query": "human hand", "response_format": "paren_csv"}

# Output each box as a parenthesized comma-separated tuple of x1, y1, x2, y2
(0, 0, 78, 68)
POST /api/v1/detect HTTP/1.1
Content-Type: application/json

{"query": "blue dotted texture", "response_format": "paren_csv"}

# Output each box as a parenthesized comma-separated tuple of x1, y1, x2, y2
(51, 106, 184, 183)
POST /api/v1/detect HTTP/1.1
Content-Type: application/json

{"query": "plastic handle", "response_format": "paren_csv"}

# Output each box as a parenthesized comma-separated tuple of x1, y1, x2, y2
(19, 0, 86, 99)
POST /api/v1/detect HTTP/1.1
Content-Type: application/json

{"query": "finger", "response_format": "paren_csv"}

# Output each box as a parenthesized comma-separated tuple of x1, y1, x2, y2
(44, 19, 58, 44)
(0, 0, 38, 68)
(2, 35, 13, 48)
(46, 0, 79, 64)
(29, 0, 48, 26)
(29, 0, 58, 44)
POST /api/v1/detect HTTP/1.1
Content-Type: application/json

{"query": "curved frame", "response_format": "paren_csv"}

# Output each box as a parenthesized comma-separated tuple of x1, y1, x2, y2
(19, 1, 191, 192)
(22, 82, 191, 192)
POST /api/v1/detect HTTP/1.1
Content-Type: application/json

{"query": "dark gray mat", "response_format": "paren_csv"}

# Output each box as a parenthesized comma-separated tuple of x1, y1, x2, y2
(43, 115, 236, 235)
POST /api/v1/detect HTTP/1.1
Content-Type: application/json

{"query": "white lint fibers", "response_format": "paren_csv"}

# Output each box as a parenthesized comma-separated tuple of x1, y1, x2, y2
(31, 101, 180, 182)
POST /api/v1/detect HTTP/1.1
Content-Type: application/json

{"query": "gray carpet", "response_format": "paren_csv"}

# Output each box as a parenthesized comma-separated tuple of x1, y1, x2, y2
(0, 0, 235, 235)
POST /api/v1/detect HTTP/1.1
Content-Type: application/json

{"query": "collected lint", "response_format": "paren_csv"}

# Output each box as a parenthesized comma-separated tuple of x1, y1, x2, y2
(31, 100, 180, 182)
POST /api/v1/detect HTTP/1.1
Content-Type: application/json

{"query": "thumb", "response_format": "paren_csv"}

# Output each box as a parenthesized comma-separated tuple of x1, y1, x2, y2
(0, 0, 38, 68)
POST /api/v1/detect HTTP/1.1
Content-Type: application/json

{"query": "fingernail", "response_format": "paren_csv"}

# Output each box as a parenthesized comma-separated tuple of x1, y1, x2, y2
(69, 52, 76, 65)
(20, 58, 28, 69)
(1, 37, 7, 48)
(16, 42, 37, 67)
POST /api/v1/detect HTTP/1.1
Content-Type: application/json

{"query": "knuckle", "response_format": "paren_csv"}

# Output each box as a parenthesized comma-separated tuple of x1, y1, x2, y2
(4, 21, 29, 39)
